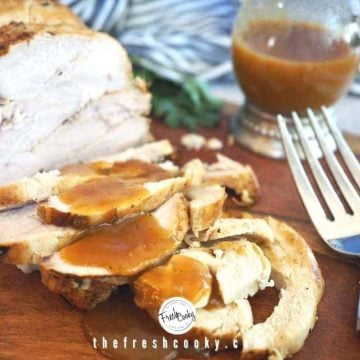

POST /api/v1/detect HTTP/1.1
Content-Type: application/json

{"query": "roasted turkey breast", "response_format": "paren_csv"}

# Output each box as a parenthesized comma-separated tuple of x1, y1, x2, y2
(241, 217, 324, 360)
(0, 0, 150, 183)
(40, 193, 189, 309)
(133, 240, 271, 344)
(0, 140, 174, 211)
(0, 84, 151, 183)
(0, 204, 76, 269)
(0, 143, 177, 272)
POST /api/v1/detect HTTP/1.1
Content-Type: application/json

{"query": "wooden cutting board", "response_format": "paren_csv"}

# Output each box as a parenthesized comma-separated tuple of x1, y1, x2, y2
(1, 118, 360, 360)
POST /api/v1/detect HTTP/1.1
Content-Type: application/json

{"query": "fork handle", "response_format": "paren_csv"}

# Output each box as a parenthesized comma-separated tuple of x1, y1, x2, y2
(330, 235, 360, 256)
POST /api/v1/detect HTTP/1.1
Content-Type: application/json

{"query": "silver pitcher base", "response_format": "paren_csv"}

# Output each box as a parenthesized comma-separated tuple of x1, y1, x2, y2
(230, 104, 337, 159)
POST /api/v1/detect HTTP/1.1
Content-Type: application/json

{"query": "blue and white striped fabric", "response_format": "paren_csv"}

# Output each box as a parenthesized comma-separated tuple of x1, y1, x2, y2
(60, 0, 360, 94)
(60, 0, 240, 83)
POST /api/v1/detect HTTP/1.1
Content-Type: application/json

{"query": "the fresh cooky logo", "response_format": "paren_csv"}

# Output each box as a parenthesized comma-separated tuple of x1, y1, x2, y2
(158, 297, 196, 335)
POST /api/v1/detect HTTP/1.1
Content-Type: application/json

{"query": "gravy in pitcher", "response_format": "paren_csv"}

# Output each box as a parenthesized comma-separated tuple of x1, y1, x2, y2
(232, 20, 359, 115)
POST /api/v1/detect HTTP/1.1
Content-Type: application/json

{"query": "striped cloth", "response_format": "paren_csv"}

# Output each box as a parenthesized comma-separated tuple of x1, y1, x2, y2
(60, 0, 239, 83)
(61, 0, 360, 94)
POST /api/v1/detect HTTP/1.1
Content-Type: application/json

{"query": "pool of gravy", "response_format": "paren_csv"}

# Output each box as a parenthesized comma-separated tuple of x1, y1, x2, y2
(232, 20, 359, 114)
(60, 214, 177, 275)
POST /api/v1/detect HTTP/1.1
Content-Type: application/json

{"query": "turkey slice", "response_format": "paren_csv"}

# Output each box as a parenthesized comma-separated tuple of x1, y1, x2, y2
(133, 240, 264, 344)
(134, 254, 213, 312)
(0, 140, 174, 211)
(40, 193, 189, 309)
(195, 218, 275, 243)
(181, 240, 273, 305)
(193, 301, 253, 343)
(37, 174, 187, 228)
(241, 217, 324, 360)
(185, 184, 227, 236)
(0, 204, 76, 268)
(1, 84, 151, 183)
(205, 154, 259, 205)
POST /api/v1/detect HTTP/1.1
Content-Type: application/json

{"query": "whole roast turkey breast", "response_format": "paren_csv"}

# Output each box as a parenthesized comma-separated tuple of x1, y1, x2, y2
(0, 0, 151, 183)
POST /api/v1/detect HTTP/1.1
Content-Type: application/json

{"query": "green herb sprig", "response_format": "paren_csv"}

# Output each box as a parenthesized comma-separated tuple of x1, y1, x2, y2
(133, 66, 223, 131)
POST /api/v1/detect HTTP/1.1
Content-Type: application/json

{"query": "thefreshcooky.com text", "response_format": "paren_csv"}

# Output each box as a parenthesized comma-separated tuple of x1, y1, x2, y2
(92, 336, 240, 352)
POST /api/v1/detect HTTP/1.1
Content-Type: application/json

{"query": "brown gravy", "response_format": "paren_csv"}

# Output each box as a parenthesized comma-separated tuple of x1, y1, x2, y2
(59, 178, 150, 215)
(232, 20, 359, 114)
(60, 214, 177, 275)
(84, 287, 239, 360)
(59, 160, 173, 215)
(134, 255, 213, 311)
(61, 159, 172, 181)
(60, 161, 109, 176)
(103, 160, 171, 181)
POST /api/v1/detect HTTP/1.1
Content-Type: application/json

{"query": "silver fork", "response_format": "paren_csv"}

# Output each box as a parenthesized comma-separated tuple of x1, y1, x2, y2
(277, 106, 360, 330)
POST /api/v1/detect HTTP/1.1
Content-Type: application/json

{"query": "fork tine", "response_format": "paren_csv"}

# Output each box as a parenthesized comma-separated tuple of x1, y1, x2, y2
(277, 115, 328, 235)
(322, 106, 360, 188)
(291, 112, 346, 219)
(308, 109, 360, 213)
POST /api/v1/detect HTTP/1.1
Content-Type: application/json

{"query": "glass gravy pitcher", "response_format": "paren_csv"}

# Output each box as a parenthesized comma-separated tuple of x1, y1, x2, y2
(231, 0, 360, 158)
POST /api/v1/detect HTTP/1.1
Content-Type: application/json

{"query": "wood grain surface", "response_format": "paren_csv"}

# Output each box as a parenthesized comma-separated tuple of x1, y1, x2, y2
(1, 117, 360, 360)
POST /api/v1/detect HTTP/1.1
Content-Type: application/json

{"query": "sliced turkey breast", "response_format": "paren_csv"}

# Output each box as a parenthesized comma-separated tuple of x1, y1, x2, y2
(0, 116, 149, 184)
(194, 218, 275, 243)
(181, 158, 206, 187)
(134, 240, 264, 344)
(193, 300, 253, 343)
(38, 174, 187, 228)
(205, 154, 259, 205)
(40, 274, 127, 311)
(134, 254, 213, 314)
(41, 193, 188, 277)
(241, 217, 324, 360)
(40, 193, 189, 309)
(0, 22, 132, 167)
(0, 83, 151, 183)
(0, 2, 152, 185)
(0, 140, 175, 211)
(0, 161, 178, 270)
(94, 139, 174, 164)
(185, 185, 227, 236)
(0, 1, 154, 190)
(181, 240, 273, 305)
(0, 204, 76, 267)
(179, 155, 259, 206)
(32, 114, 149, 177)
